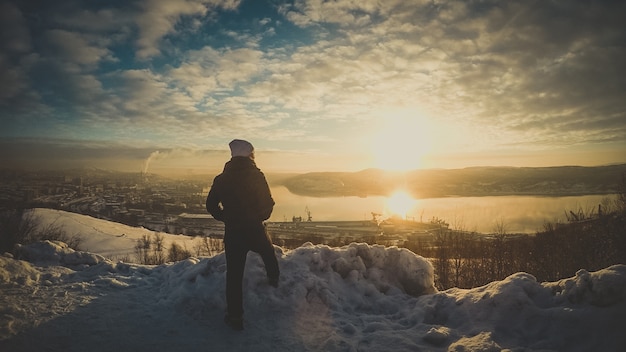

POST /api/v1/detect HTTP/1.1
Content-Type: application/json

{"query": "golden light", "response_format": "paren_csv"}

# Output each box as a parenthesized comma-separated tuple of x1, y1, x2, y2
(385, 190, 416, 218)
(368, 108, 435, 171)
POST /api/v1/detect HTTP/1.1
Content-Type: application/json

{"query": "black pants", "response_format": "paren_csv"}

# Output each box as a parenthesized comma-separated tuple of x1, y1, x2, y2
(224, 222, 279, 318)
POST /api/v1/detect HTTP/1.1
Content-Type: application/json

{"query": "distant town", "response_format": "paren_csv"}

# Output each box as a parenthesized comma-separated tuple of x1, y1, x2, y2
(0, 169, 442, 249)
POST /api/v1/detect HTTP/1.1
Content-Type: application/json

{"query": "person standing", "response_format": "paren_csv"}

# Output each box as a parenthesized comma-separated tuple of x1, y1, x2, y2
(206, 139, 280, 331)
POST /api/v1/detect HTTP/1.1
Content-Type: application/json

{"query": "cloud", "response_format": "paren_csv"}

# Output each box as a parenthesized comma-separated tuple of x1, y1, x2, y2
(0, 0, 624, 169)
(270, 0, 626, 153)
(42, 29, 116, 68)
(0, 138, 148, 170)
(0, 2, 35, 106)
(135, 0, 207, 59)
(167, 46, 264, 100)
(0, 2, 31, 54)
(0, 137, 232, 174)
(134, 0, 242, 60)
(53, 7, 132, 33)
(280, 0, 425, 28)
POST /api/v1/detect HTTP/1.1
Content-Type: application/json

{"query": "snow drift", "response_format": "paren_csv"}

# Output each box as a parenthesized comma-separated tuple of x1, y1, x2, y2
(2, 235, 626, 351)
(1, 210, 625, 351)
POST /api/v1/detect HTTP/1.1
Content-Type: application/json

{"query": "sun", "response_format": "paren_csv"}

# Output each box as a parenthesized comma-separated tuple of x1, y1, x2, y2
(368, 109, 436, 171)
(385, 190, 416, 218)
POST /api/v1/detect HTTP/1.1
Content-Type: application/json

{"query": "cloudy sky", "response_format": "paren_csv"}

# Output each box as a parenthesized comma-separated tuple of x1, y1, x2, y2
(1, 0, 625, 174)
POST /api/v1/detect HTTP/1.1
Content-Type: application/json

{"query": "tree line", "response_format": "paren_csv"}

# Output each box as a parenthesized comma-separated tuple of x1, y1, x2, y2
(406, 190, 626, 290)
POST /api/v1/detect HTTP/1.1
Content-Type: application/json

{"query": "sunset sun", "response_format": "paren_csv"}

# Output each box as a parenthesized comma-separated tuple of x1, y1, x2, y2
(385, 190, 416, 218)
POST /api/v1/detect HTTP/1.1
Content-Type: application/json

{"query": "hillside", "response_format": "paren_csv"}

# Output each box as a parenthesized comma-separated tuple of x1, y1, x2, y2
(1, 210, 625, 351)
(280, 164, 626, 198)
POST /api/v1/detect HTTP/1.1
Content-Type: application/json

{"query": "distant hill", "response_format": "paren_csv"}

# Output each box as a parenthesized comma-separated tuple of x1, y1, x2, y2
(278, 164, 626, 198)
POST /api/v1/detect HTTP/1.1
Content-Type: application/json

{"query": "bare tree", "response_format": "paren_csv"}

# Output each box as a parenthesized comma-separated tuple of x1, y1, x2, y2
(431, 218, 451, 289)
(617, 172, 626, 213)
(491, 218, 508, 280)
(152, 232, 165, 264)
(135, 234, 152, 264)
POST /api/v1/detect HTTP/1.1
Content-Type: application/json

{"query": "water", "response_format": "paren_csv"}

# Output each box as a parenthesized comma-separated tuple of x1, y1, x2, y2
(269, 186, 614, 234)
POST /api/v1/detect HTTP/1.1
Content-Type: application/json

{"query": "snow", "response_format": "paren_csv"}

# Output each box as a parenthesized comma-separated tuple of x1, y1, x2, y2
(1, 209, 626, 351)
(24, 208, 195, 260)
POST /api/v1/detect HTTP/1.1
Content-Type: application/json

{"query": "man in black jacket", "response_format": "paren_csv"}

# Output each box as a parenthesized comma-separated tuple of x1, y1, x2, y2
(206, 139, 280, 331)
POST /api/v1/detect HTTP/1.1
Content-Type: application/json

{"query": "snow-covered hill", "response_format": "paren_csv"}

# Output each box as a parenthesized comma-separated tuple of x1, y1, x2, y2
(25, 208, 200, 261)
(1, 210, 625, 351)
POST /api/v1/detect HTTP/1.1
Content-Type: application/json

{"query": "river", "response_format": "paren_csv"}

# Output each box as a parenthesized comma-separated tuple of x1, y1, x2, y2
(268, 186, 615, 234)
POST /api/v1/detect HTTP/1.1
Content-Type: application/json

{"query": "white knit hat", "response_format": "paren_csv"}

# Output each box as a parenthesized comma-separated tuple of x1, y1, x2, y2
(229, 139, 254, 157)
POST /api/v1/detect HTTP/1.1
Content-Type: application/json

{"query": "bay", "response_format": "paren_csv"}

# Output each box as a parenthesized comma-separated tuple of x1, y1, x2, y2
(269, 186, 614, 234)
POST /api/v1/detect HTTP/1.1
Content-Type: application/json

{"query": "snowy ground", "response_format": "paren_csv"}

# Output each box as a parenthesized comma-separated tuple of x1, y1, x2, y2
(1, 209, 625, 351)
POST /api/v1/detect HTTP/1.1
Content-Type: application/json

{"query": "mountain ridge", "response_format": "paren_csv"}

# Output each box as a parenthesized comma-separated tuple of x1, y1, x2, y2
(278, 164, 626, 198)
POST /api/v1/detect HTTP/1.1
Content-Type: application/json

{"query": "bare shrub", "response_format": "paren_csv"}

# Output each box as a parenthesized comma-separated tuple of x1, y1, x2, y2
(168, 242, 192, 262)
(193, 237, 210, 256)
(135, 233, 182, 264)
(0, 209, 38, 253)
(0, 208, 81, 253)
(37, 222, 82, 250)
(192, 236, 224, 257)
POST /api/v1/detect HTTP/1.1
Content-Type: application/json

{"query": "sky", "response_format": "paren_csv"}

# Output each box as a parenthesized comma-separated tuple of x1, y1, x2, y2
(1, 208, 625, 351)
(1, 0, 625, 174)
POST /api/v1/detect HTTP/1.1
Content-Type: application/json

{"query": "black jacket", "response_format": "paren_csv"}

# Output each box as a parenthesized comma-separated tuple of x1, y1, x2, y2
(206, 157, 274, 224)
